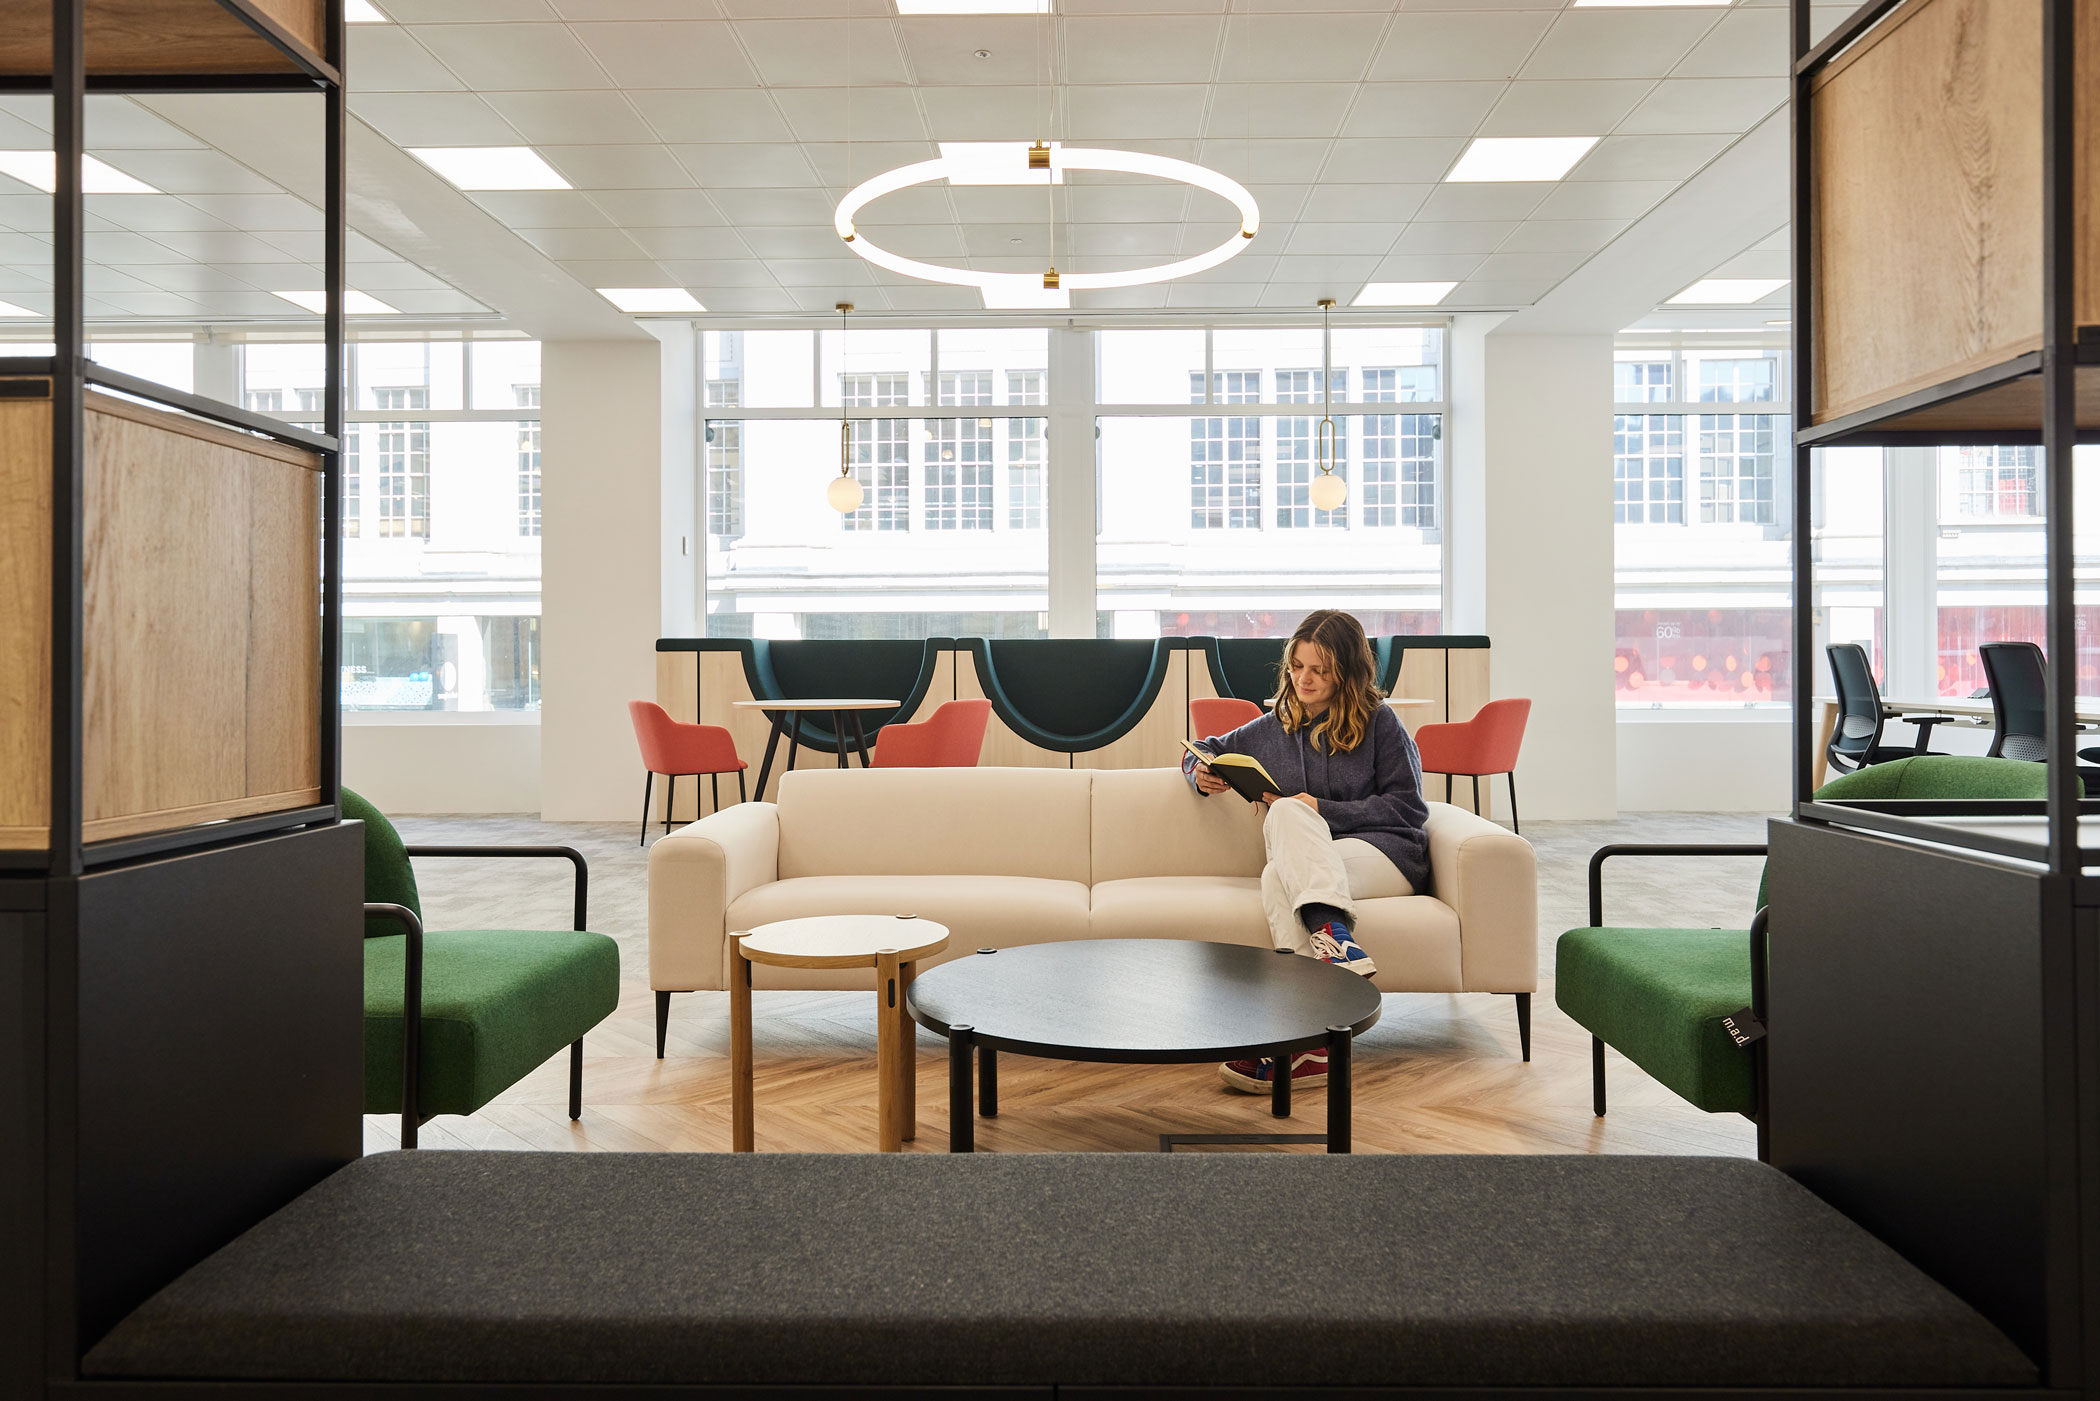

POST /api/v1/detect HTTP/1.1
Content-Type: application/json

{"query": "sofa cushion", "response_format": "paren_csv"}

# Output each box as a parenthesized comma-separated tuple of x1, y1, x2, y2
(1089, 767, 1266, 883)
(1353, 896, 1465, 991)
(1089, 876, 1267, 943)
(83, 1151, 2037, 1389)
(775, 766, 1093, 883)
(726, 875, 1091, 988)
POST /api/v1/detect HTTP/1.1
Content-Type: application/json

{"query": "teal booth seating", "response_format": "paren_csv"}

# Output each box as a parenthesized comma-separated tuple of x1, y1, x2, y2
(1556, 755, 2055, 1132)
(1197, 634, 1419, 704)
(348, 789, 621, 1150)
(966, 637, 1174, 752)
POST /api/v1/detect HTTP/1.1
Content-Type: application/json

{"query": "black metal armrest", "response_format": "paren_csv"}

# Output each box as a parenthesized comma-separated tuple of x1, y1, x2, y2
(1587, 843, 1769, 928)
(364, 902, 426, 1150)
(403, 844, 588, 931)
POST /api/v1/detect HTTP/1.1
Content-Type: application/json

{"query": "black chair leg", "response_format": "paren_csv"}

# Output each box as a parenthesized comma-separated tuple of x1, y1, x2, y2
(639, 772, 653, 847)
(1592, 1035, 1606, 1117)
(569, 1039, 583, 1121)
(738, 770, 747, 803)
(1507, 771, 1520, 834)
(655, 990, 671, 1060)
(1471, 774, 1481, 815)
(1445, 774, 1452, 803)
(663, 774, 677, 835)
(711, 772, 721, 815)
(1514, 992, 1531, 1062)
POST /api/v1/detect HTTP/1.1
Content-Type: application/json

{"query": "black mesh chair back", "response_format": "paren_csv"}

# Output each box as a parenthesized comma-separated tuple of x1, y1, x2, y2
(1825, 643, 1887, 772)
(1979, 641, 2049, 762)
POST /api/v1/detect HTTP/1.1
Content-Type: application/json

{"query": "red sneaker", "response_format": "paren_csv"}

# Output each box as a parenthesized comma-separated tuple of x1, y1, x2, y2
(1218, 1047, 1328, 1094)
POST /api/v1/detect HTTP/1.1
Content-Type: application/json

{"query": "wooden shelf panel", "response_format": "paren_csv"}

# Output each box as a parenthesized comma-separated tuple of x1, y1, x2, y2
(1845, 359, 2100, 437)
(0, 380, 52, 851)
(0, 0, 326, 78)
(1810, 0, 2099, 430)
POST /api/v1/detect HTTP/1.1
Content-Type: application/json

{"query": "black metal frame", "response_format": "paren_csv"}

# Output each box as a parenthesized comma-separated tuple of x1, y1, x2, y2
(638, 767, 748, 844)
(1789, 0, 2089, 874)
(367, 846, 590, 1150)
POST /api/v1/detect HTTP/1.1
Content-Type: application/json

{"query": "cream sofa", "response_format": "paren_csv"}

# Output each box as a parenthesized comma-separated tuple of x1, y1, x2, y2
(647, 765, 1539, 1054)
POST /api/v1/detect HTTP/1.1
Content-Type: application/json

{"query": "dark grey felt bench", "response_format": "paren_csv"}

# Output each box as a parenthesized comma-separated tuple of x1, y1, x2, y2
(84, 1151, 2034, 1391)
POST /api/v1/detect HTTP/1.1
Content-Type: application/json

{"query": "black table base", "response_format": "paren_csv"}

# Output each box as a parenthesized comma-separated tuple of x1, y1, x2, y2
(751, 709, 874, 801)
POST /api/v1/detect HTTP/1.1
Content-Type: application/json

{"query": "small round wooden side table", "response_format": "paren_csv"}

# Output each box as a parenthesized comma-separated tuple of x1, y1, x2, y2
(730, 914, 949, 1153)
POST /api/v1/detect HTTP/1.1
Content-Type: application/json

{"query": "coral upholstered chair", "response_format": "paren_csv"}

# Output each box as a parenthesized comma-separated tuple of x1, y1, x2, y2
(1413, 698, 1533, 834)
(628, 701, 747, 845)
(1191, 696, 1263, 737)
(870, 699, 991, 768)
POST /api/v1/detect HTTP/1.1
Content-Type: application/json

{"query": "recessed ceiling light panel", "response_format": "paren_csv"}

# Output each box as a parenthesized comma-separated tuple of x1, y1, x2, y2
(1446, 137, 1599, 183)
(1667, 278, 1789, 304)
(344, 0, 389, 19)
(273, 290, 399, 315)
(407, 146, 571, 191)
(1353, 282, 1457, 307)
(0, 151, 158, 195)
(897, 1, 1050, 12)
(597, 287, 705, 314)
(0, 298, 35, 317)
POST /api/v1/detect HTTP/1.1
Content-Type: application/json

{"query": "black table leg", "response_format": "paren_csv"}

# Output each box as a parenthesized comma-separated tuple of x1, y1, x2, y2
(949, 1025, 975, 1152)
(831, 711, 850, 768)
(850, 713, 874, 767)
(752, 713, 786, 802)
(1326, 1025, 1352, 1154)
(979, 1044, 998, 1117)
(782, 715, 801, 783)
(1271, 1046, 1291, 1119)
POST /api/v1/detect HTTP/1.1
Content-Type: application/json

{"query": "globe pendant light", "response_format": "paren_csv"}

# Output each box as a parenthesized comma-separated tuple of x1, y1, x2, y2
(827, 301, 865, 514)
(1309, 298, 1348, 512)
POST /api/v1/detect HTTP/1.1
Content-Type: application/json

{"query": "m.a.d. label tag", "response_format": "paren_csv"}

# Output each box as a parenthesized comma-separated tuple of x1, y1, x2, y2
(1721, 1007, 1767, 1047)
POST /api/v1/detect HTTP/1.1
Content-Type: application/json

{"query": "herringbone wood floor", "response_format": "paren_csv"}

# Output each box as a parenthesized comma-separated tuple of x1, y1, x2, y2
(361, 808, 1767, 1159)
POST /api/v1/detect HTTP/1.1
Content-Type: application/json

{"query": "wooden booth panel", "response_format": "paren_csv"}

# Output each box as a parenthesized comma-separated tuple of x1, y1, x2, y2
(1076, 652, 1190, 771)
(0, 386, 51, 849)
(1395, 647, 1450, 729)
(0, 0, 327, 76)
(80, 394, 322, 844)
(1810, 0, 2054, 424)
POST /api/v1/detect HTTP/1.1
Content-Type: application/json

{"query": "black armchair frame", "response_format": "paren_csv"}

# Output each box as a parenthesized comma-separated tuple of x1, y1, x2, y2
(364, 845, 590, 1150)
(1586, 843, 1772, 1161)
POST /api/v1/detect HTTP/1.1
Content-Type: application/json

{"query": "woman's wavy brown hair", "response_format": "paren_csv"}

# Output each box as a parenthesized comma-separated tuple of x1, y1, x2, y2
(1271, 609, 1383, 754)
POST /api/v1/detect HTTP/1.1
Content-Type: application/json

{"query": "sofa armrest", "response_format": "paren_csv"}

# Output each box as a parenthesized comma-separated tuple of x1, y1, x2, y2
(1423, 802, 1538, 994)
(647, 802, 781, 993)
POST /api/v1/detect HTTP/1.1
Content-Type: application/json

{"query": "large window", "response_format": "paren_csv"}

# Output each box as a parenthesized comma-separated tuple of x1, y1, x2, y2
(242, 338, 542, 712)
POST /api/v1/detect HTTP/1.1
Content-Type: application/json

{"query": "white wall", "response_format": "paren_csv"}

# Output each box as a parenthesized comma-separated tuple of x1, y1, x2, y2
(343, 718, 541, 814)
(1616, 718, 1789, 813)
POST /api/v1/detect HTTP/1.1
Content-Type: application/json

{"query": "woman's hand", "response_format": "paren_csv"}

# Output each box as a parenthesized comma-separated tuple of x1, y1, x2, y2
(1193, 762, 1230, 796)
(1260, 792, 1319, 812)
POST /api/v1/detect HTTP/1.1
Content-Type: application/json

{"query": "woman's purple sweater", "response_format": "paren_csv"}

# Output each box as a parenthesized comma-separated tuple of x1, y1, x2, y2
(1182, 704, 1432, 896)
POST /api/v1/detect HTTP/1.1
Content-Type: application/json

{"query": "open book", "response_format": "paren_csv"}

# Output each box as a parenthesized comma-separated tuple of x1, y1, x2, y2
(1182, 740, 1282, 803)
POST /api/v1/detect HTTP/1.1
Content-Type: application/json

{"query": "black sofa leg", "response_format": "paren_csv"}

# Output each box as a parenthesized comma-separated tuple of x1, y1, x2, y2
(639, 772, 653, 847)
(655, 990, 671, 1060)
(1592, 1035, 1606, 1117)
(1514, 993, 1531, 1062)
(569, 1039, 583, 1121)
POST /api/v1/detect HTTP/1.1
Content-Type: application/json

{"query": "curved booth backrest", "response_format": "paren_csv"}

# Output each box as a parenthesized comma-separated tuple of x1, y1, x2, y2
(747, 638, 947, 751)
(968, 638, 1175, 753)
(1203, 635, 1408, 699)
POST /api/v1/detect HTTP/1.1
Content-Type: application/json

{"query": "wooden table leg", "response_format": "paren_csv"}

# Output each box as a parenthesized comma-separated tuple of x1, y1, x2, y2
(876, 948, 902, 1153)
(729, 934, 754, 1153)
(1813, 700, 1837, 790)
(899, 960, 918, 1141)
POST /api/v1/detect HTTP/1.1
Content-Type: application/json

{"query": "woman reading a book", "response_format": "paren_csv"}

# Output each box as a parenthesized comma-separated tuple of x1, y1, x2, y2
(1182, 609, 1430, 1093)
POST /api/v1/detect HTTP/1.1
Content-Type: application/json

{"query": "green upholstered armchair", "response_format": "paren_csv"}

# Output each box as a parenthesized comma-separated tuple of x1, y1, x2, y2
(1556, 756, 2054, 1149)
(346, 789, 621, 1150)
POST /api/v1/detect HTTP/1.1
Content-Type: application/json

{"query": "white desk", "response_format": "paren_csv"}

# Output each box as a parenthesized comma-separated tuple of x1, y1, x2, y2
(1811, 695, 2100, 788)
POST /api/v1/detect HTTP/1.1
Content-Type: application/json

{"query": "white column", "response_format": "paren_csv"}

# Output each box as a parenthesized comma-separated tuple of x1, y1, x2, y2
(653, 322, 699, 637)
(1046, 325, 1096, 639)
(541, 339, 672, 820)
(1882, 447, 1938, 700)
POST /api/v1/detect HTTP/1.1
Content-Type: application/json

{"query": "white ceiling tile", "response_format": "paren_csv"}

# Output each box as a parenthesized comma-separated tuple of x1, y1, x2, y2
(897, 16, 1049, 86)
(732, 20, 910, 87)
(556, 258, 678, 284)
(694, 288, 802, 313)
(1218, 13, 1387, 83)
(178, 193, 317, 229)
(96, 149, 279, 195)
(801, 141, 939, 185)
(1568, 133, 1730, 183)
(1254, 282, 1348, 308)
(1520, 11, 1721, 81)
(0, 231, 47, 260)
(182, 291, 293, 318)
(483, 92, 660, 144)
(1342, 83, 1505, 139)
(1066, 85, 1209, 141)
(788, 284, 890, 311)
(704, 187, 840, 223)
(1062, 184, 1192, 224)
(86, 99, 208, 149)
(1616, 78, 1785, 135)
(470, 190, 619, 227)
(352, 93, 524, 147)
(1268, 252, 1382, 281)
(1321, 137, 1466, 183)
(1708, 248, 1790, 280)
(669, 143, 819, 187)
(1393, 221, 1514, 254)
(84, 231, 191, 264)
(1528, 178, 1674, 220)
(344, 28, 467, 91)
(1671, 8, 1789, 79)
(384, 289, 493, 314)
(846, 223, 965, 258)
(628, 225, 752, 257)
(876, 284, 982, 313)
(410, 24, 611, 90)
(767, 88, 926, 143)
(205, 261, 313, 290)
(1445, 279, 1549, 305)
(1069, 223, 1185, 256)
(1295, 184, 1430, 223)
(1280, 225, 1395, 256)
(1478, 80, 1654, 137)
(0, 110, 47, 147)
(1203, 84, 1354, 140)
(1181, 253, 1277, 282)
(852, 186, 956, 224)
(542, 144, 699, 189)
(1495, 218, 1627, 253)
(1750, 225, 1789, 252)
(738, 225, 856, 258)
(117, 263, 259, 294)
(0, 196, 52, 233)
(347, 261, 452, 290)
(1243, 184, 1310, 222)
(81, 195, 233, 233)
(1472, 251, 1585, 282)
(1368, 12, 1553, 82)
(97, 291, 204, 316)
(1368, 252, 1484, 281)
(1412, 182, 1550, 222)
(919, 86, 1037, 141)
(558, 0, 728, 17)
(518, 226, 650, 259)
(1173, 282, 1265, 308)
(1195, 138, 1330, 186)
(1071, 286, 1173, 310)
(382, 0, 556, 18)
(944, 186, 1055, 223)
(1063, 16, 1225, 85)
(569, 22, 760, 88)
(151, 230, 302, 262)
(656, 259, 778, 287)
(755, 257, 875, 287)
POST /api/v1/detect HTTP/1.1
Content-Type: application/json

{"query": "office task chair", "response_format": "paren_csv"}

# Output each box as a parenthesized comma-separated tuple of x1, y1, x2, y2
(1979, 642, 2049, 762)
(1824, 642, 1950, 773)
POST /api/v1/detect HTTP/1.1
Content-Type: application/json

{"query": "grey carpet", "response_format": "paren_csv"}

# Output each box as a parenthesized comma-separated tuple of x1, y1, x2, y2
(85, 1150, 2031, 1389)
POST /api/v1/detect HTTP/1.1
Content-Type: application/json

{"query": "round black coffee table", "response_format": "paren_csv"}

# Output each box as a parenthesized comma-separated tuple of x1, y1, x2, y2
(905, 940, 1381, 1153)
